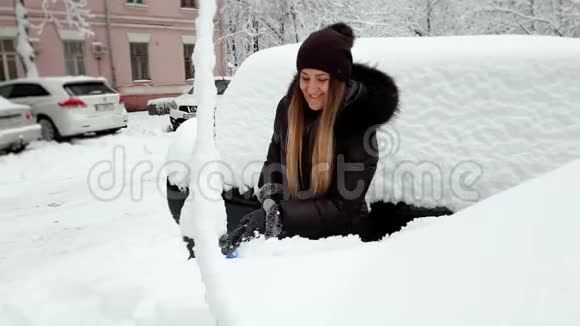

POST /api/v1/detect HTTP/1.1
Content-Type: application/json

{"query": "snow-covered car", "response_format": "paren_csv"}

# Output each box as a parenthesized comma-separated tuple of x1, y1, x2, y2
(0, 76, 128, 141)
(147, 77, 231, 131)
(166, 35, 580, 239)
(0, 97, 41, 153)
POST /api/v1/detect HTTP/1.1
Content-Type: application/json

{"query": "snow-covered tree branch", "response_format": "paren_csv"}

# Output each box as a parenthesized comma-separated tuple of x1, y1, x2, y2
(479, 7, 564, 35)
(15, 0, 38, 77)
(468, 0, 580, 36)
(217, 0, 580, 74)
(15, 0, 93, 78)
(30, 0, 94, 37)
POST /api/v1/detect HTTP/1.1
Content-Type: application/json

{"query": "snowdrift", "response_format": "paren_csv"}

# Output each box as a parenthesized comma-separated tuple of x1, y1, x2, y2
(222, 159, 580, 326)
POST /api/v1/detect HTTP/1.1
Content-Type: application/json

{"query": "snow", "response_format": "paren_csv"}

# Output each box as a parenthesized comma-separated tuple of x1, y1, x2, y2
(3, 34, 580, 325)
(206, 35, 580, 211)
(147, 97, 177, 106)
(220, 159, 580, 326)
(0, 113, 217, 325)
(178, 1, 233, 325)
(1, 111, 579, 325)
(165, 117, 197, 189)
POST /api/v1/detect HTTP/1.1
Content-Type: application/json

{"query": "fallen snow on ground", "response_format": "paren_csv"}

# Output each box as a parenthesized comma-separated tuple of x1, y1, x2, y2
(0, 113, 216, 325)
(1, 112, 579, 325)
(4, 33, 580, 326)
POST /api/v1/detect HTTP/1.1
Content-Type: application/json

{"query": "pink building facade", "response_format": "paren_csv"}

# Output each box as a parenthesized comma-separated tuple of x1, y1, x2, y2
(0, 0, 227, 111)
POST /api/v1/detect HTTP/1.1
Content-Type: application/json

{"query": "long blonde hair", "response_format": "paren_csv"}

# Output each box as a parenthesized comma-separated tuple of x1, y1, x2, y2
(286, 78, 346, 198)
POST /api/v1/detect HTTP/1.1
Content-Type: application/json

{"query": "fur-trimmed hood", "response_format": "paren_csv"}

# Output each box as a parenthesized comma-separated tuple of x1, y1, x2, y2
(256, 64, 399, 240)
(285, 63, 400, 133)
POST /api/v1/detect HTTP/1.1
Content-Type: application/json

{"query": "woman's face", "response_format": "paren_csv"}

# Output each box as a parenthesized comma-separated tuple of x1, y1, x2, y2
(299, 68, 330, 111)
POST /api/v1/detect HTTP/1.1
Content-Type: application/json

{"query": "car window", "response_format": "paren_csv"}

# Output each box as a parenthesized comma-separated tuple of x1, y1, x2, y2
(215, 79, 230, 95)
(64, 82, 116, 96)
(0, 85, 13, 98)
(10, 83, 50, 98)
(186, 87, 193, 95)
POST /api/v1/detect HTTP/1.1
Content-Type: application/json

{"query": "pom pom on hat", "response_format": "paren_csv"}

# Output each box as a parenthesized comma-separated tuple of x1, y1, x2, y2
(327, 22, 354, 48)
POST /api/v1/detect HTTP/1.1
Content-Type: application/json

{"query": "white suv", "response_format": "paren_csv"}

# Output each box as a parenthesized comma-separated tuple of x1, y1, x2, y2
(0, 76, 128, 141)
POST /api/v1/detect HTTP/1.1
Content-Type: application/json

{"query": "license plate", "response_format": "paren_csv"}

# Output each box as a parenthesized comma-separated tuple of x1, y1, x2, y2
(183, 113, 195, 119)
(96, 103, 114, 111)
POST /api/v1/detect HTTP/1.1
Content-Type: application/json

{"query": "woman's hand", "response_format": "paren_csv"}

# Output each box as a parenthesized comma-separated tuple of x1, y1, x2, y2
(219, 200, 282, 256)
(219, 183, 284, 256)
(219, 208, 266, 256)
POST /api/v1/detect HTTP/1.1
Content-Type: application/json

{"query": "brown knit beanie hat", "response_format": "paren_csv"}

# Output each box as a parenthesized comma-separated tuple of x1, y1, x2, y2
(296, 22, 355, 82)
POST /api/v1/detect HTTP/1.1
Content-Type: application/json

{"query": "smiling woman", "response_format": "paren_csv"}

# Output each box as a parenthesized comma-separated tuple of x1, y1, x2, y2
(218, 22, 401, 254)
(167, 25, 580, 260)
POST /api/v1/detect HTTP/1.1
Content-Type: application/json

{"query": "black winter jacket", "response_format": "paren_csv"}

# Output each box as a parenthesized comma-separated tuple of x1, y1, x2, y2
(258, 63, 399, 240)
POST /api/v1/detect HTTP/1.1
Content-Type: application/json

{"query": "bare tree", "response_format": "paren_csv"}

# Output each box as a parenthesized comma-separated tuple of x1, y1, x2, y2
(217, 0, 580, 74)
(15, 0, 93, 78)
(425, 0, 442, 35)
(217, 0, 421, 72)
(468, 0, 580, 36)
(558, 0, 580, 36)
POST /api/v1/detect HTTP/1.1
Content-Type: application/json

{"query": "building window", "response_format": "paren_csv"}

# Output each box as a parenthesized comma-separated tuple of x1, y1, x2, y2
(130, 42, 150, 80)
(181, 0, 196, 8)
(184, 43, 195, 80)
(127, 0, 145, 4)
(63, 40, 86, 76)
(0, 39, 18, 81)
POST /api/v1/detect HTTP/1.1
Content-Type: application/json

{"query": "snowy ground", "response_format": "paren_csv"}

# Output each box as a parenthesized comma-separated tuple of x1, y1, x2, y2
(0, 113, 216, 325)
(3, 35, 580, 326)
(2, 112, 579, 325)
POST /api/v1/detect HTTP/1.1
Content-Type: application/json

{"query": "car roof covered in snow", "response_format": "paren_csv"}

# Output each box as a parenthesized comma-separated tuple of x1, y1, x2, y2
(169, 35, 580, 211)
(0, 76, 109, 87)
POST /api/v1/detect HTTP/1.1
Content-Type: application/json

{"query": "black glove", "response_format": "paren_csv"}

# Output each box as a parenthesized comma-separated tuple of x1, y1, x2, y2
(219, 183, 285, 256)
(219, 208, 266, 256)
(185, 206, 267, 257)
(239, 207, 268, 235)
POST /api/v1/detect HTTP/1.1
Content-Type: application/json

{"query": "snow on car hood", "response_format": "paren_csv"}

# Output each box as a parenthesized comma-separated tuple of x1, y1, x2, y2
(147, 97, 177, 106)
